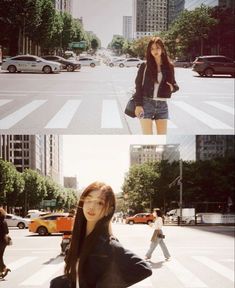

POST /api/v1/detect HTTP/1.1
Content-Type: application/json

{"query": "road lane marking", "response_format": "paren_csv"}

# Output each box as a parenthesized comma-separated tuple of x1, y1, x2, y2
(193, 256, 234, 282)
(8, 257, 37, 271)
(0, 100, 47, 129)
(19, 262, 64, 286)
(0, 99, 12, 106)
(172, 101, 233, 130)
(165, 259, 207, 287)
(205, 101, 234, 115)
(101, 99, 123, 128)
(45, 100, 81, 129)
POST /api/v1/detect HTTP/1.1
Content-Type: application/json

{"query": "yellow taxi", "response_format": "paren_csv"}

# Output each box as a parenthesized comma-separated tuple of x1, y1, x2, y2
(28, 213, 68, 236)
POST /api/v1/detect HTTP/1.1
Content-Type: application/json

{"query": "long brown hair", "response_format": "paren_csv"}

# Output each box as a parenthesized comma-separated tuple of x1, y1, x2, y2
(146, 36, 173, 82)
(64, 181, 116, 283)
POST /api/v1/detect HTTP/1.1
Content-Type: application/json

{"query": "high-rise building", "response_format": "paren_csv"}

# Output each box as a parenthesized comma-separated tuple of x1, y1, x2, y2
(54, 0, 72, 14)
(196, 135, 235, 161)
(168, 0, 185, 26)
(185, 0, 234, 10)
(0, 135, 62, 183)
(123, 16, 133, 40)
(132, 0, 168, 39)
(130, 144, 180, 166)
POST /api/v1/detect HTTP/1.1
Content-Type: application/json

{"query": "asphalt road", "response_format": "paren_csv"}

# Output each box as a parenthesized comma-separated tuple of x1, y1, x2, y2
(1, 224, 234, 288)
(0, 65, 234, 135)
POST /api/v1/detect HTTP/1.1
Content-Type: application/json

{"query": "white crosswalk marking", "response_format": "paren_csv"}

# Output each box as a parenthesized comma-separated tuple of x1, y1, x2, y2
(0, 100, 47, 129)
(172, 101, 233, 130)
(19, 262, 64, 286)
(101, 99, 123, 128)
(0, 99, 12, 107)
(8, 256, 37, 271)
(45, 100, 81, 129)
(165, 259, 207, 287)
(205, 101, 234, 115)
(193, 256, 234, 282)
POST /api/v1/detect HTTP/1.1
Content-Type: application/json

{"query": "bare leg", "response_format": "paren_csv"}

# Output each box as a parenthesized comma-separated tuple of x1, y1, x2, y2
(140, 119, 153, 135)
(155, 119, 167, 135)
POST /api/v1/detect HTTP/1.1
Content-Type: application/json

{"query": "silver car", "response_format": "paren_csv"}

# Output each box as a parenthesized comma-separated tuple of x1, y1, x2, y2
(118, 58, 144, 68)
(5, 214, 30, 229)
(1, 55, 61, 73)
(78, 57, 100, 67)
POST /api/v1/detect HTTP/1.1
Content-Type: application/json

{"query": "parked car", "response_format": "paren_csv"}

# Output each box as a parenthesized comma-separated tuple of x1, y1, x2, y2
(42, 55, 81, 72)
(192, 55, 235, 77)
(78, 57, 100, 67)
(174, 59, 192, 68)
(125, 213, 155, 225)
(108, 58, 126, 67)
(6, 214, 30, 229)
(118, 58, 144, 68)
(28, 213, 68, 236)
(1, 55, 61, 73)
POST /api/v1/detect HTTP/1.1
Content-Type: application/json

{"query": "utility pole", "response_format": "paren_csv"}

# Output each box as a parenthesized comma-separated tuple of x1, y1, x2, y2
(179, 159, 183, 225)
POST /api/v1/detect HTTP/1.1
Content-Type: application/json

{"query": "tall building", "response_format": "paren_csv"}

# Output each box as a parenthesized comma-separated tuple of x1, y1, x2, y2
(185, 0, 234, 10)
(132, 0, 168, 39)
(123, 16, 133, 40)
(168, 0, 185, 26)
(0, 135, 62, 183)
(54, 0, 72, 14)
(130, 144, 180, 166)
(196, 135, 235, 161)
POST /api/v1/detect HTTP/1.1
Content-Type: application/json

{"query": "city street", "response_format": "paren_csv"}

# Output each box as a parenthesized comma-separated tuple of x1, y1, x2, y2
(0, 65, 234, 135)
(1, 224, 234, 288)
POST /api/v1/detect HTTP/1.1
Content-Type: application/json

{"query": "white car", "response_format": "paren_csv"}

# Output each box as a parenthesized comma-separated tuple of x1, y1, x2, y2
(78, 57, 100, 67)
(6, 214, 30, 229)
(108, 58, 126, 67)
(118, 58, 144, 68)
(1, 55, 61, 73)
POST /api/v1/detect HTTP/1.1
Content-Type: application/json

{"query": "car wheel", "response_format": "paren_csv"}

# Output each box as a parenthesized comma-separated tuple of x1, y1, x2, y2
(189, 220, 195, 225)
(198, 72, 203, 77)
(8, 65, 17, 73)
(90, 63, 95, 68)
(109, 63, 114, 67)
(18, 222, 25, 229)
(137, 63, 141, 68)
(129, 220, 134, 225)
(67, 64, 74, 72)
(119, 63, 124, 68)
(204, 68, 214, 77)
(43, 65, 52, 74)
(37, 226, 48, 236)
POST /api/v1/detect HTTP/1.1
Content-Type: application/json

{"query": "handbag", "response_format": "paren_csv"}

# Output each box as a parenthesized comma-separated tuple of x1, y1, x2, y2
(124, 64, 147, 118)
(5, 235, 12, 246)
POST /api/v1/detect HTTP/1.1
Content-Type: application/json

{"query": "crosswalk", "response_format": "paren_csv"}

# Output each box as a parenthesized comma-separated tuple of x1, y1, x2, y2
(2, 254, 234, 287)
(0, 95, 234, 132)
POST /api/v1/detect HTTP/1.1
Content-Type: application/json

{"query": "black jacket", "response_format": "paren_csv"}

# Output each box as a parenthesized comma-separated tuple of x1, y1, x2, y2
(0, 220, 8, 244)
(134, 62, 179, 106)
(50, 236, 152, 288)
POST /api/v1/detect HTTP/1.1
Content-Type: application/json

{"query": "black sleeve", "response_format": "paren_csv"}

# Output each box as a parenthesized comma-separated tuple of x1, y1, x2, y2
(171, 65, 179, 93)
(97, 239, 152, 288)
(4, 221, 9, 235)
(134, 63, 146, 106)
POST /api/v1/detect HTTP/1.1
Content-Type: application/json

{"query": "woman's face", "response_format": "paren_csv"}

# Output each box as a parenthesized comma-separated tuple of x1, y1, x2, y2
(151, 43, 162, 58)
(83, 190, 106, 224)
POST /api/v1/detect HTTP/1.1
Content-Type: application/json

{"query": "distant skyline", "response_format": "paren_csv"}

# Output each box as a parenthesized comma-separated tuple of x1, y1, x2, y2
(73, 0, 132, 47)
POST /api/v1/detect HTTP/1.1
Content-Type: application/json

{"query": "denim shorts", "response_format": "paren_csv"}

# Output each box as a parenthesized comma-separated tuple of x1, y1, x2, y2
(142, 97, 169, 120)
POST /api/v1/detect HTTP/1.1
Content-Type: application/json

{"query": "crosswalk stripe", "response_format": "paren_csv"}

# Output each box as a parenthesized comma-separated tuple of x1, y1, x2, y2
(45, 100, 81, 129)
(19, 262, 64, 286)
(0, 100, 47, 129)
(101, 99, 123, 128)
(193, 256, 234, 282)
(205, 101, 234, 115)
(8, 256, 37, 271)
(165, 259, 207, 287)
(172, 101, 233, 130)
(0, 99, 12, 107)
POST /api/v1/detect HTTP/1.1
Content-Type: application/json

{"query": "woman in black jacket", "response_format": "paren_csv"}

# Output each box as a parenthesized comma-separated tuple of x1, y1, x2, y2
(0, 208, 11, 279)
(51, 181, 152, 288)
(134, 37, 179, 135)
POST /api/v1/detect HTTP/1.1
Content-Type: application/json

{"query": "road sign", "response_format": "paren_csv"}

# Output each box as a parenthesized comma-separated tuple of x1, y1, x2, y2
(69, 41, 86, 49)
(42, 199, 56, 207)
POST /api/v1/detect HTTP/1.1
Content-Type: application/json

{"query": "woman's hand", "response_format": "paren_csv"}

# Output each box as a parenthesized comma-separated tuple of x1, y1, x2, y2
(166, 82, 174, 92)
(135, 106, 144, 118)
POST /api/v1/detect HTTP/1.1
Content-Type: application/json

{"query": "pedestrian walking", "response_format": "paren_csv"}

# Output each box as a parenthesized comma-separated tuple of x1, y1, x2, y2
(0, 208, 11, 279)
(134, 36, 179, 135)
(50, 181, 152, 288)
(145, 209, 171, 261)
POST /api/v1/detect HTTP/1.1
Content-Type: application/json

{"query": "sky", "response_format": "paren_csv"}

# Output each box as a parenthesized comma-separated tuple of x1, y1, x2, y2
(62, 135, 166, 193)
(73, 0, 132, 47)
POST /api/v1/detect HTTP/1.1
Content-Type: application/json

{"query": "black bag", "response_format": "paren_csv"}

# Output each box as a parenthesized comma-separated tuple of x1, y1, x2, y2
(124, 96, 136, 118)
(158, 234, 165, 239)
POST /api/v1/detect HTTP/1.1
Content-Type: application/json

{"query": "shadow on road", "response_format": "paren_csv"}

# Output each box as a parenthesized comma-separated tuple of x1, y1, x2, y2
(183, 225, 235, 238)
